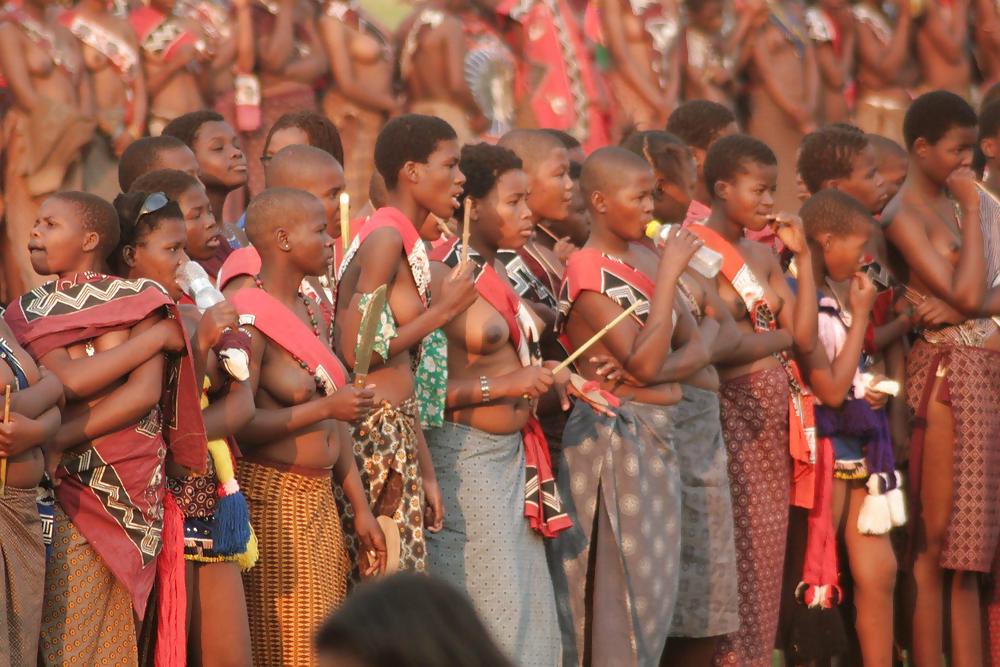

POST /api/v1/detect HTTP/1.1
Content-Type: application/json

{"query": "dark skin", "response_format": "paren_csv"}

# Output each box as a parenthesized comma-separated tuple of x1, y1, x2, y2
(27, 198, 186, 484)
(72, 0, 146, 153)
(429, 169, 616, 433)
(564, 161, 699, 406)
(396, 0, 486, 130)
(177, 182, 223, 264)
(256, 0, 328, 95)
(0, 320, 63, 490)
(190, 120, 249, 224)
(703, 162, 817, 381)
(239, 196, 386, 576)
(335, 138, 477, 534)
(120, 215, 255, 666)
(883, 125, 993, 667)
(812, 0, 855, 124)
(800, 226, 899, 667)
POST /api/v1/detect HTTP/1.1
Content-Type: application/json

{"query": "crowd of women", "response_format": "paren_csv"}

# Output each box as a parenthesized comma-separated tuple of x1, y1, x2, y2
(2, 0, 1000, 666)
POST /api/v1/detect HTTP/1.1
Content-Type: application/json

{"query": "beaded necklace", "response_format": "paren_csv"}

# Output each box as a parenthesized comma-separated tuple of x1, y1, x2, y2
(254, 275, 334, 394)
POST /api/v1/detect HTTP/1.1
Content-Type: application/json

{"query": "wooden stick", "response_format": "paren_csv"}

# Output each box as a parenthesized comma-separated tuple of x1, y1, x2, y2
(339, 192, 350, 251)
(1, 385, 9, 496)
(536, 223, 560, 242)
(460, 197, 471, 265)
(553, 301, 644, 374)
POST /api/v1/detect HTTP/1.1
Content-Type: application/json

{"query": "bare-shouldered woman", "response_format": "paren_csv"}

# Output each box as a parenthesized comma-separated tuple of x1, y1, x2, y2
(598, 0, 680, 135)
(318, 0, 398, 214)
(914, 0, 972, 99)
(745, 0, 818, 213)
(130, 0, 209, 136)
(242, 0, 328, 195)
(61, 0, 145, 201)
(852, 0, 914, 147)
(0, 0, 93, 297)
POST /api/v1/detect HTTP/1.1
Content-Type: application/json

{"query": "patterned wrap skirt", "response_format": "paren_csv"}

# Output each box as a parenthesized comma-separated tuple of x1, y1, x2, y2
(905, 339, 1000, 572)
(425, 421, 561, 666)
(39, 505, 138, 667)
(713, 366, 791, 667)
(548, 400, 681, 666)
(0, 485, 45, 667)
(337, 398, 426, 577)
(237, 459, 348, 667)
(669, 385, 740, 639)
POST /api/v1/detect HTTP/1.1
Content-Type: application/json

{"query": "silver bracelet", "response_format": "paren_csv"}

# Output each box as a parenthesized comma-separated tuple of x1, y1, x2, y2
(480, 375, 491, 403)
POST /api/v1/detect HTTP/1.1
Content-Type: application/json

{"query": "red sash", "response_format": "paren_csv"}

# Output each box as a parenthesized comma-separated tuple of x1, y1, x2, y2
(230, 287, 346, 394)
(336, 207, 433, 373)
(430, 239, 571, 537)
(559, 247, 656, 324)
(3, 274, 207, 617)
(218, 246, 262, 291)
(60, 9, 139, 80)
(497, 0, 610, 152)
(129, 6, 198, 61)
(689, 224, 817, 508)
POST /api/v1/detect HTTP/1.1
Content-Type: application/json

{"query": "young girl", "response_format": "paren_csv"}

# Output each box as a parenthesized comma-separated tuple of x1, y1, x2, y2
(112, 191, 256, 667)
(162, 111, 249, 248)
(797, 189, 901, 666)
(691, 134, 818, 666)
(128, 169, 226, 276)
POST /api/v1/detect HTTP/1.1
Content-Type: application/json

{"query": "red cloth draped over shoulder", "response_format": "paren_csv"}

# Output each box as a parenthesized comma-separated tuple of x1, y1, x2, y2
(3, 273, 207, 618)
(429, 238, 571, 537)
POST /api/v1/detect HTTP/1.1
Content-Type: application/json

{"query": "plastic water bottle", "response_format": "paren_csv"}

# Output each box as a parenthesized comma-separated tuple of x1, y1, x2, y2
(176, 261, 224, 312)
(645, 221, 723, 279)
(175, 261, 251, 381)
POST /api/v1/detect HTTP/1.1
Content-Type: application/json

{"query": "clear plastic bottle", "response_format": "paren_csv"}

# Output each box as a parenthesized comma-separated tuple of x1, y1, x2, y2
(176, 261, 225, 312)
(645, 221, 723, 278)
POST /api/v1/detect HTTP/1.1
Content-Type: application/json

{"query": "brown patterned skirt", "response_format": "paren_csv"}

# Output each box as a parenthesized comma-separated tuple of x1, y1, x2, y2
(548, 400, 681, 665)
(39, 505, 138, 667)
(670, 385, 740, 639)
(337, 398, 426, 577)
(905, 338, 1000, 572)
(713, 366, 791, 667)
(237, 459, 348, 667)
(0, 486, 45, 667)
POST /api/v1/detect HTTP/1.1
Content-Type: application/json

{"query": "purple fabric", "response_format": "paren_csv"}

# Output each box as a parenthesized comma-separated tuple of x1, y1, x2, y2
(814, 400, 896, 486)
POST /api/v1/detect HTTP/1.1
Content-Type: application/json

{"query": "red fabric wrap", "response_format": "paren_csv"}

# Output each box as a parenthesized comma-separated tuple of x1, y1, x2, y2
(218, 246, 262, 291)
(230, 287, 346, 390)
(3, 274, 207, 621)
(129, 6, 198, 61)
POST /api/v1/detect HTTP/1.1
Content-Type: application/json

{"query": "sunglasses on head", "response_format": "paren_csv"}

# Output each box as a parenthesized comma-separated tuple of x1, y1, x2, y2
(137, 192, 169, 222)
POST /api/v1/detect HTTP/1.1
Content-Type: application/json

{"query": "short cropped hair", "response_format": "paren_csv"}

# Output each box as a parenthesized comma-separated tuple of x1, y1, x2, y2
(797, 128, 870, 194)
(129, 169, 202, 201)
(703, 134, 777, 197)
(903, 90, 977, 150)
(666, 100, 736, 150)
(162, 110, 226, 148)
(800, 188, 873, 239)
(457, 143, 522, 218)
(620, 130, 691, 189)
(264, 111, 345, 166)
(118, 135, 189, 191)
(50, 191, 121, 259)
(374, 114, 457, 189)
(541, 128, 582, 150)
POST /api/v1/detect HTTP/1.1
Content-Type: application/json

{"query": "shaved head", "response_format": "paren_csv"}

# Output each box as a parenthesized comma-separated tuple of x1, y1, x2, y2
(580, 147, 653, 203)
(265, 144, 344, 189)
(245, 187, 324, 250)
(498, 129, 566, 173)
